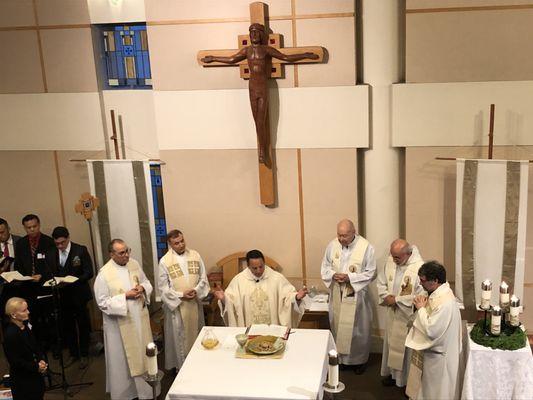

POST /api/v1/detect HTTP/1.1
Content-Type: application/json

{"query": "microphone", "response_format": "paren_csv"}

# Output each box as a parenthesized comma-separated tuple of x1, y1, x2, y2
(133, 276, 147, 308)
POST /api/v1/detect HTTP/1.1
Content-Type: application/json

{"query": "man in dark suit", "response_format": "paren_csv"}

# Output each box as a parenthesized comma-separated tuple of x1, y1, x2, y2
(14, 214, 55, 349)
(0, 218, 21, 272)
(47, 226, 94, 369)
(0, 218, 22, 326)
(14, 214, 55, 281)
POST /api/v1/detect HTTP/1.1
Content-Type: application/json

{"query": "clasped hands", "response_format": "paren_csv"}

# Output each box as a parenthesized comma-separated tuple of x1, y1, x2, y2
(383, 294, 396, 306)
(181, 288, 197, 301)
(125, 284, 145, 300)
(333, 272, 349, 283)
(413, 294, 428, 310)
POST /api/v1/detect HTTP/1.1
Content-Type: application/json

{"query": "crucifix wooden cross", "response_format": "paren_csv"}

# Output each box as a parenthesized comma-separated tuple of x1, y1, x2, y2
(197, 2, 325, 206)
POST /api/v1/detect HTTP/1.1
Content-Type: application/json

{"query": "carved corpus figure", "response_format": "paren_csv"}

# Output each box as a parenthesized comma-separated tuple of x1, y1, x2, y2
(201, 23, 318, 165)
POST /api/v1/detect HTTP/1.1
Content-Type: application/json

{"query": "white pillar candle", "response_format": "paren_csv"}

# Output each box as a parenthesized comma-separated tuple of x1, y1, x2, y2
(491, 306, 502, 336)
(146, 342, 158, 376)
(499, 282, 510, 309)
(510, 295, 520, 327)
(327, 349, 339, 388)
(481, 279, 492, 310)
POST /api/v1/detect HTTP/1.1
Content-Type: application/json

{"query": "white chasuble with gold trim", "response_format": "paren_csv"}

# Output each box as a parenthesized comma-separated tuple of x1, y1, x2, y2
(321, 235, 376, 365)
(405, 282, 462, 400)
(94, 258, 156, 400)
(220, 266, 304, 328)
(378, 247, 424, 373)
(158, 248, 209, 370)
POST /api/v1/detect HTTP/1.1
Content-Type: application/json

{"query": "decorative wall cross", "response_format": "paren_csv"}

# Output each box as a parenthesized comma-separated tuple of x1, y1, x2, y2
(197, 2, 326, 206)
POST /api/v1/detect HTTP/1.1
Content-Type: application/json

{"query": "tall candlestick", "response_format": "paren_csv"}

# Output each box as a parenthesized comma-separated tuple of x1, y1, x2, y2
(491, 306, 502, 336)
(481, 279, 492, 310)
(499, 281, 510, 310)
(327, 349, 339, 388)
(510, 295, 521, 327)
(146, 342, 158, 376)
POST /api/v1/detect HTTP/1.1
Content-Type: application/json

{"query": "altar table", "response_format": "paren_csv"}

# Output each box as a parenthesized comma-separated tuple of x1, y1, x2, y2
(166, 326, 335, 400)
(461, 324, 533, 400)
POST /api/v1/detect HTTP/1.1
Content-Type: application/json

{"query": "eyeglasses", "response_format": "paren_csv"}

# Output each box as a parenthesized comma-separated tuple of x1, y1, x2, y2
(114, 248, 131, 256)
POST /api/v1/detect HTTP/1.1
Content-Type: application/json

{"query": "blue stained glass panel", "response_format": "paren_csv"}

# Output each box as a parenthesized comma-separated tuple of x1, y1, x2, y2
(102, 24, 152, 89)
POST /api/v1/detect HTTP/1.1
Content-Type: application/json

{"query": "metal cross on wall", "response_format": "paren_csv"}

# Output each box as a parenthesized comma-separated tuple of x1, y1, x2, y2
(197, 2, 326, 206)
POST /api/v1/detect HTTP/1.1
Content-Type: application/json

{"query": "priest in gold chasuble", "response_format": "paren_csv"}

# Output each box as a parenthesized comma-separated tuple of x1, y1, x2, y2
(158, 230, 209, 370)
(377, 239, 424, 387)
(321, 219, 376, 374)
(214, 249, 307, 328)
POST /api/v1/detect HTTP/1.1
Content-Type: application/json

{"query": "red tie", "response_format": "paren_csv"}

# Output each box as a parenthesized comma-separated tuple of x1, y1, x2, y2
(2, 243, 8, 258)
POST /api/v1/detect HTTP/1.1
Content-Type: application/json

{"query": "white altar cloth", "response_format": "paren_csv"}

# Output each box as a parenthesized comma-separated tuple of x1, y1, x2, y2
(461, 325, 533, 400)
(166, 326, 335, 400)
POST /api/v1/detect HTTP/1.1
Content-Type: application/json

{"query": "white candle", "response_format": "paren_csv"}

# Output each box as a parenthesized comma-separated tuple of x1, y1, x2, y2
(481, 279, 492, 310)
(327, 349, 339, 388)
(510, 295, 520, 327)
(499, 282, 510, 309)
(146, 342, 158, 376)
(491, 306, 502, 336)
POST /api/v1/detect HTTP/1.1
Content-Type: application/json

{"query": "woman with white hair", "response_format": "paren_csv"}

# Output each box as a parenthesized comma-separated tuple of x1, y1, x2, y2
(2, 297, 47, 400)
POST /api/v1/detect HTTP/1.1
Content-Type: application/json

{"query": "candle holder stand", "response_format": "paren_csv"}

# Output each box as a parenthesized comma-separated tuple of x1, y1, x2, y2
(143, 370, 163, 400)
(323, 381, 346, 395)
(480, 305, 492, 336)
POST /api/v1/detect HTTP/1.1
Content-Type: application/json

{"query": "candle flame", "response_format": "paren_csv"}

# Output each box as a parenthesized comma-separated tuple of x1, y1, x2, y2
(500, 281, 508, 289)
(483, 279, 491, 285)
(510, 295, 519, 302)
(493, 305, 501, 312)
(328, 349, 338, 357)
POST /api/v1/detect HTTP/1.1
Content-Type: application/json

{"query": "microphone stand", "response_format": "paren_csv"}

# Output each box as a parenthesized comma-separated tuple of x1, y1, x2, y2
(45, 276, 94, 396)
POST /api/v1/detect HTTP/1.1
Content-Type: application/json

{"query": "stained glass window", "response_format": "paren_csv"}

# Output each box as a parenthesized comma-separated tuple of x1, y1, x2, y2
(101, 24, 152, 88)
(150, 164, 167, 260)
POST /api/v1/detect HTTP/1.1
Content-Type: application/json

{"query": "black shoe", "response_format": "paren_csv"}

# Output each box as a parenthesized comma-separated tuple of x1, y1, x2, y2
(381, 375, 396, 387)
(353, 363, 367, 375)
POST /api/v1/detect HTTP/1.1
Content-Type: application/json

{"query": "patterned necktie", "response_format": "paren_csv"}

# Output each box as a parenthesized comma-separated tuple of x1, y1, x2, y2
(2, 243, 8, 258)
(60, 251, 67, 267)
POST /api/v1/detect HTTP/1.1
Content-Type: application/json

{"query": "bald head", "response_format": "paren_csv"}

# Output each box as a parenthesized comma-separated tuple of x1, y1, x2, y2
(390, 239, 412, 266)
(337, 219, 356, 246)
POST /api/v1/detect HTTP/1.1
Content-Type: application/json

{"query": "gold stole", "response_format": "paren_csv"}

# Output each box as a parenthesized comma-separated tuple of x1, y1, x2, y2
(101, 260, 152, 377)
(405, 285, 456, 400)
(330, 237, 369, 354)
(384, 258, 423, 371)
(161, 249, 201, 354)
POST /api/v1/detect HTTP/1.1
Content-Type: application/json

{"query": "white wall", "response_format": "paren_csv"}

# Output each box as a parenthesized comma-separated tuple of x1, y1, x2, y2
(102, 90, 159, 159)
(87, 0, 146, 24)
(155, 86, 369, 150)
(392, 81, 533, 147)
(0, 93, 104, 150)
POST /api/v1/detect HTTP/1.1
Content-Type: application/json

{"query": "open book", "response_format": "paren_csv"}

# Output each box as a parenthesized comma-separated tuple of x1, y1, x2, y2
(43, 276, 79, 287)
(247, 324, 290, 338)
(1, 271, 34, 283)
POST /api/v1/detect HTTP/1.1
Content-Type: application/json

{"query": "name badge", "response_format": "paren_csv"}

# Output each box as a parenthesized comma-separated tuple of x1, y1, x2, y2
(37, 253, 45, 259)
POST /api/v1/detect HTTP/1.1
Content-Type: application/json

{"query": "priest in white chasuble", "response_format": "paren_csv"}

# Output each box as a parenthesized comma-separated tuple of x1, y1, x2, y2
(158, 229, 209, 370)
(94, 239, 156, 400)
(214, 249, 308, 328)
(321, 219, 376, 374)
(377, 239, 424, 387)
(405, 261, 462, 400)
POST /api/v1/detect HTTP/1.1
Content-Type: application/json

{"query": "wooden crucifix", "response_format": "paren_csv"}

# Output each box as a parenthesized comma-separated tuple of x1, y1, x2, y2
(197, 2, 325, 206)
